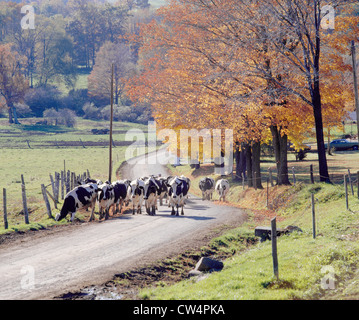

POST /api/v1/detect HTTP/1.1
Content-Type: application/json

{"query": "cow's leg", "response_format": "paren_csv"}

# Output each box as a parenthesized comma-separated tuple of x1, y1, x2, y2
(71, 212, 76, 222)
(171, 206, 175, 215)
(105, 208, 109, 220)
(119, 200, 123, 214)
(181, 205, 184, 215)
(152, 205, 156, 216)
(98, 207, 104, 220)
(176, 204, 179, 216)
(89, 208, 95, 222)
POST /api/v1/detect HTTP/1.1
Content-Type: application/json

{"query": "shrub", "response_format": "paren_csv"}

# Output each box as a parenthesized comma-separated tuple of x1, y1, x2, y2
(82, 102, 100, 120)
(58, 109, 76, 128)
(43, 108, 76, 128)
(61, 89, 89, 116)
(25, 85, 63, 117)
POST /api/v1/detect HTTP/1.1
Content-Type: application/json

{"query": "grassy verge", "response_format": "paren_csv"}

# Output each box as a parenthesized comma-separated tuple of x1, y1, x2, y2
(138, 159, 359, 300)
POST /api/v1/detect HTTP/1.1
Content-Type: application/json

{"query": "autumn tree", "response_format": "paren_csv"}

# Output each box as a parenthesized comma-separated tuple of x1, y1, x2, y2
(0, 44, 28, 124)
(127, 0, 359, 187)
(88, 41, 135, 106)
(256, 0, 359, 182)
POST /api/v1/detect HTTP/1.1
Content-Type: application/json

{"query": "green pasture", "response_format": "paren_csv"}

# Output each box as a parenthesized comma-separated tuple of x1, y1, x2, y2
(0, 118, 149, 234)
(139, 181, 359, 300)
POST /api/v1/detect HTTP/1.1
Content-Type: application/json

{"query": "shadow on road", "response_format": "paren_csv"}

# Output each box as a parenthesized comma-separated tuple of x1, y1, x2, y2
(153, 213, 215, 221)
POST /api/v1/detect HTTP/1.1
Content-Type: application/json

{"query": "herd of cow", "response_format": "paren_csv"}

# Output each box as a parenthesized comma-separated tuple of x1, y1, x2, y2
(55, 175, 231, 223)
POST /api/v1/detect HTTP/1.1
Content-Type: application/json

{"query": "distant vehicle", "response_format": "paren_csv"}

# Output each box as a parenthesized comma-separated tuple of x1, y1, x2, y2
(325, 139, 359, 151)
(288, 143, 312, 152)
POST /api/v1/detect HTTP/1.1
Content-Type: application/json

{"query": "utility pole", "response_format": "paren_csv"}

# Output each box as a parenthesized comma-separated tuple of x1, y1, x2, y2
(109, 63, 114, 183)
(351, 41, 359, 141)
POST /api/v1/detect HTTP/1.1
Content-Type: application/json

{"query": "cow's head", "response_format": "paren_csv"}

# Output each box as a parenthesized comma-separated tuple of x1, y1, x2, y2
(122, 179, 131, 188)
(98, 183, 114, 202)
(84, 178, 103, 186)
(129, 179, 144, 199)
(168, 177, 184, 199)
(143, 177, 160, 200)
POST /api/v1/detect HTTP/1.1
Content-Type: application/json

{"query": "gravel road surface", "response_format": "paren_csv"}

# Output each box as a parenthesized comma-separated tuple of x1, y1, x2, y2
(0, 149, 246, 300)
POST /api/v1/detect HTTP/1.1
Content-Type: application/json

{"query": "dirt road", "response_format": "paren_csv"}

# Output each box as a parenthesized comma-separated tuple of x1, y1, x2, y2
(0, 150, 246, 300)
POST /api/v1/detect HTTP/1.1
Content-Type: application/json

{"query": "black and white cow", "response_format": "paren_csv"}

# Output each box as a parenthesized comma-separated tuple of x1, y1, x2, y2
(98, 182, 115, 220)
(215, 179, 230, 202)
(121, 179, 132, 205)
(55, 182, 99, 222)
(143, 176, 160, 216)
(168, 176, 189, 216)
(179, 175, 191, 203)
(128, 179, 145, 215)
(156, 177, 169, 206)
(111, 180, 131, 215)
(85, 178, 103, 185)
(199, 177, 215, 200)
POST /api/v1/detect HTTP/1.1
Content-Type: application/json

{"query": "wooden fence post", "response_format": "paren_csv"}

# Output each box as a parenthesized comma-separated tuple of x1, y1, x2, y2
(55, 172, 60, 202)
(66, 170, 70, 193)
(345, 174, 348, 209)
(3, 188, 8, 230)
(45, 186, 57, 209)
(310, 165, 314, 184)
(311, 193, 316, 239)
(292, 167, 296, 186)
(80, 139, 86, 149)
(269, 168, 274, 187)
(70, 172, 74, 190)
(348, 169, 354, 196)
(21, 175, 29, 225)
(50, 174, 56, 201)
(61, 171, 64, 200)
(266, 178, 269, 208)
(271, 217, 279, 281)
(41, 184, 52, 219)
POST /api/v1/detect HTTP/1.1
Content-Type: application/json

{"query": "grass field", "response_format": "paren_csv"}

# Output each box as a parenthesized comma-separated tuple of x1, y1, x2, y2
(0, 118, 150, 234)
(139, 158, 359, 299)
(133, 140, 359, 300)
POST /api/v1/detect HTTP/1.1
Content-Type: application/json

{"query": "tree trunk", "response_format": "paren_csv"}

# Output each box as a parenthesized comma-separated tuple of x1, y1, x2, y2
(8, 106, 13, 124)
(312, 83, 330, 183)
(234, 144, 247, 181)
(252, 141, 263, 189)
(12, 106, 20, 124)
(245, 143, 253, 188)
(327, 127, 332, 156)
(270, 125, 290, 185)
(235, 146, 241, 181)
